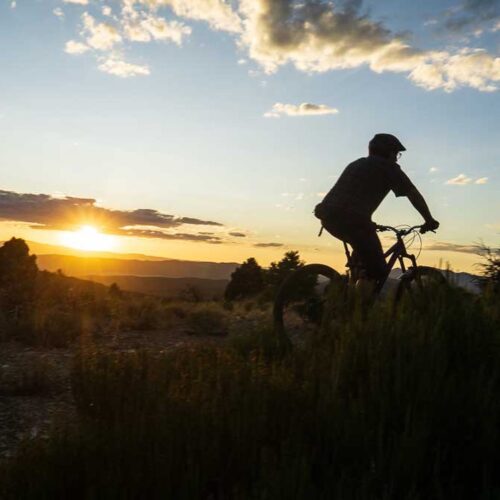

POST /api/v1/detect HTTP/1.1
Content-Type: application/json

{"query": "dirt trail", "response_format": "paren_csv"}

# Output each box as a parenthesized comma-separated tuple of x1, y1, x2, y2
(0, 328, 225, 460)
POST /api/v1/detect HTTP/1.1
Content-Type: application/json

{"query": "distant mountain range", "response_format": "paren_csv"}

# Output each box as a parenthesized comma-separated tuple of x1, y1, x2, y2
(389, 268, 481, 294)
(3, 240, 483, 299)
(36, 254, 238, 280)
(19, 241, 171, 261)
(0, 240, 239, 280)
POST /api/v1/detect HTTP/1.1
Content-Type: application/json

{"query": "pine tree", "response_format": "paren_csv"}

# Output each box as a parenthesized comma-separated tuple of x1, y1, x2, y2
(224, 258, 265, 300)
(0, 238, 38, 316)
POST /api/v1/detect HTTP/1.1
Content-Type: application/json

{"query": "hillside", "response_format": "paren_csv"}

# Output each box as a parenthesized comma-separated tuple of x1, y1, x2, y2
(2, 241, 169, 261)
(87, 275, 228, 299)
(36, 254, 238, 280)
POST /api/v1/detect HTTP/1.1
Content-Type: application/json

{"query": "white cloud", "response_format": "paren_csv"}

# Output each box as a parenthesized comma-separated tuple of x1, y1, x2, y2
(58, 0, 500, 90)
(446, 173, 472, 185)
(264, 102, 339, 118)
(429, 167, 439, 173)
(445, 174, 489, 185)
(238, 0, 499, 92)
(98, 57, 150, 77)
(82, 12, 122, 51)
(53, 7, 65, 18)
(160, 0, 242, 33)
(10, 1, 16, 8)
(121, 8, 191, 44)
(475, 177, 489, 184)
(410, 48, 500, 92)
(64, 40, 90, 54)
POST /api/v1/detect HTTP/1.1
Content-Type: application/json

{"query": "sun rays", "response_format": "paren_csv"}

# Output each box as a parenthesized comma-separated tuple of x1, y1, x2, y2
(60, 225, 115, 252)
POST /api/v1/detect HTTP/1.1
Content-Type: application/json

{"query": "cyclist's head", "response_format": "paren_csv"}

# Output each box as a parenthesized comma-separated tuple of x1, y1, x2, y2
(369, 133, 406, 162)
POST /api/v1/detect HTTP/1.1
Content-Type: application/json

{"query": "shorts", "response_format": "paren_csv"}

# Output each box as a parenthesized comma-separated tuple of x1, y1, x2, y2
(321, 213, 387, 282)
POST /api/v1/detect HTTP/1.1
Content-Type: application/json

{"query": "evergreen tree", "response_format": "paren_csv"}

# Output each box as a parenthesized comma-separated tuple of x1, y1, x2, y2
(225, 258, 264, 301)
(477, 244, 500, 293)
(266, 251, 316, 299)
(0, 238, 38, 316)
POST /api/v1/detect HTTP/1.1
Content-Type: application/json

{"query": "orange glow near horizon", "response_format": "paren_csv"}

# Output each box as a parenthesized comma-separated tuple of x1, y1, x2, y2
(59, 225, 115, 252)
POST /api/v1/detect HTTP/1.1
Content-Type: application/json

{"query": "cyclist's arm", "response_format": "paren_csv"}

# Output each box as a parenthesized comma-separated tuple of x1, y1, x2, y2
(406, 186, 435, 223)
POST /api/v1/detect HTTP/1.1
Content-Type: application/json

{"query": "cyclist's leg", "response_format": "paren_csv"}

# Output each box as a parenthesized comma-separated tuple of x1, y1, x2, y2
(348, 226, 387, 285)
(322, 218, 385, 286)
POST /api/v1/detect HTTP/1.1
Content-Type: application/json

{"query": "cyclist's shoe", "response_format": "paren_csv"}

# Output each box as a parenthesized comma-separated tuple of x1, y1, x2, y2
(420, 218, 440, 233)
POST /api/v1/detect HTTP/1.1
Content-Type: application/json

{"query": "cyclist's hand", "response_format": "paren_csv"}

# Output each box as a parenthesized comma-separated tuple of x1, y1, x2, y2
(421, 218, 439, 233)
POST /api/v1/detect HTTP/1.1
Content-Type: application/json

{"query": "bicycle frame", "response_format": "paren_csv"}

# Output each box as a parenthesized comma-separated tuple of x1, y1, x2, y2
(343, 230, 417, 289)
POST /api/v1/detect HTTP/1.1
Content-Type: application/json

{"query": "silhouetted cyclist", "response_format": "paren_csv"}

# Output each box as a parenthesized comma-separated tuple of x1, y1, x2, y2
(315, 133, 439, 285)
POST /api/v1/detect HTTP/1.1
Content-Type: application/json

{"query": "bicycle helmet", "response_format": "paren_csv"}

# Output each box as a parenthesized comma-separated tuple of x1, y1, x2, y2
(369, 133, 406, 153)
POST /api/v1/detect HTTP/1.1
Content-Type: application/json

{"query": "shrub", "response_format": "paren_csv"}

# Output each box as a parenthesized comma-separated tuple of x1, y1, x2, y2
(186, 304, 229, 336)
(2, 285, 500, 499)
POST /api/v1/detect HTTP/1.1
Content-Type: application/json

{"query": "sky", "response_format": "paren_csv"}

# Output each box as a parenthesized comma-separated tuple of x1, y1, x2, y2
(0, 0, 499, 272)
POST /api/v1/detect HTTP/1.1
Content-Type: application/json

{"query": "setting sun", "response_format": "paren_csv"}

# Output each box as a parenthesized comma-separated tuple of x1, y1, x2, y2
(60, 225, 115, 252)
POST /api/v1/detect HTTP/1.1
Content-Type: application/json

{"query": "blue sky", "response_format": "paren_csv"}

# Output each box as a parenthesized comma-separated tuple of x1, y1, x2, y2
(0, 0, 498, 271)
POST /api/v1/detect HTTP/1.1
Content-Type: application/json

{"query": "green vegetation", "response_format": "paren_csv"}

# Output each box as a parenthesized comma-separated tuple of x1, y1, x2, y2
(1, 279, 499, 499)
(476, 243, 500, 293)
(225, 251, 316, 301)
(1, 238, 500, 498)
(0, 238, 193, 346)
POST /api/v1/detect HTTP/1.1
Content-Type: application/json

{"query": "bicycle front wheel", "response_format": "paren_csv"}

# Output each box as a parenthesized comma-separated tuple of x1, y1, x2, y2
(395, 266, 447, 304)
(273, 264, 344, 345)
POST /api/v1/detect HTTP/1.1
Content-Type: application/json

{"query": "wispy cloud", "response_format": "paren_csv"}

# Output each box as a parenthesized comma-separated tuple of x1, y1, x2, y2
(446, 173, 472, 185)
(0, 190, 231, 244)
(442, 0, 500, 35)
(82, 12, 122, 51)
(240, 0, 500, 92)
(65, 40, 90, 54)
(57, 0, 500, 92)
(53, 7, 64, 18)
(445, 174, 489, 185)
(120, 4, 191, 44)
(254, 242, 284, 248)
(264, 102, 339, 118)
(426, 241, 479, 255)
(98, 57, 150, 77)
(429, 167, 439, 173)
(475, 177, 489, 185)
(63, 0, 88, 4)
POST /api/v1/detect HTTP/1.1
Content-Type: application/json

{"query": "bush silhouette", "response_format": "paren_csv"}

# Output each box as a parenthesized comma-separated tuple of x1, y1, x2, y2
(224, 257, 265, 300)
(0, 238, 38, 322)
(266, 250, 317, 300)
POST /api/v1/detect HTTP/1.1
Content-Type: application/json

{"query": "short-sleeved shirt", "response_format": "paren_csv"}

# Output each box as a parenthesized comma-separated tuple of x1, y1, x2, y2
(320, 155, 415, 221)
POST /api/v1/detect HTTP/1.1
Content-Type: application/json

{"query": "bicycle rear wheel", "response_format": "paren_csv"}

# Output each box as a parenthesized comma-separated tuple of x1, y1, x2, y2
(395, 266, 447, 304)
(273, 264, 344, 345)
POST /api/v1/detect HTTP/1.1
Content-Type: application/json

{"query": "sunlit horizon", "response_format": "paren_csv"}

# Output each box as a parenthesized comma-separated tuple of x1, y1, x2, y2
(59, 225, 116, 252)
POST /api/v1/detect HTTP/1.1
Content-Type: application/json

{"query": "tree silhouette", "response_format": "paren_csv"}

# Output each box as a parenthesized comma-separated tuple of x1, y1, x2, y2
(0, 238, 38, 316)
(266, 251, 316, 299)
(477, 243, 499, 293)
(225, 258, 265, 301)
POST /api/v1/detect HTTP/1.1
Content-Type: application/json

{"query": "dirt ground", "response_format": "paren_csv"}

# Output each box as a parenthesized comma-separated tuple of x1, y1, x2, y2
(0, 328, 225, 460)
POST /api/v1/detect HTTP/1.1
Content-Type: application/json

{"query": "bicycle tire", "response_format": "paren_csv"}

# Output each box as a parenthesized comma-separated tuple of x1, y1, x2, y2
(395, 266, 447, 304)
(273, 264, 343, 341)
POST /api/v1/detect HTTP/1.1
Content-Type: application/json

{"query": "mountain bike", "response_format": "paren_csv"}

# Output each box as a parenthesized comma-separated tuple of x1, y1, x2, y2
(273, 224, 445, 340)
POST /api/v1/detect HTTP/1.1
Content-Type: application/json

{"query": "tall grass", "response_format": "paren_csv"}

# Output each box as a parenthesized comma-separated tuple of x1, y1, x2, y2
(1, 284, 499, 499)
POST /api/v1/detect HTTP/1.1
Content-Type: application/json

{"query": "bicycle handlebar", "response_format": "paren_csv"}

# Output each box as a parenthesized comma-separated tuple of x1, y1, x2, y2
(376, 224, 434, 236)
